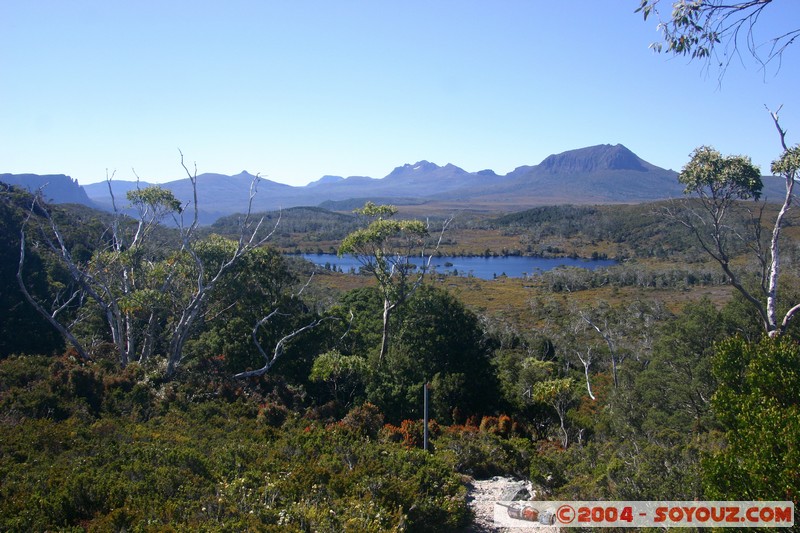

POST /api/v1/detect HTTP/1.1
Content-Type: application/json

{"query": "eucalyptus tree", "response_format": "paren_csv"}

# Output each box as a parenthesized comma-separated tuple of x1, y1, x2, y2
(338, 202, 450, 362)
(669, 123, 800, 337)
(637, 0, 800, 333)
(14, 180, 175, 364)
(531, 371, 576, 449)
(17, 155, 282, 376)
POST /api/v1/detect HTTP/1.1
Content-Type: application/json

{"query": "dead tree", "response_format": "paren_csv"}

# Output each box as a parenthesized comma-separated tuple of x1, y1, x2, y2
(164, 154, 280, 375)
(233, 273, 338, 379)
(580, 309, 623, 389)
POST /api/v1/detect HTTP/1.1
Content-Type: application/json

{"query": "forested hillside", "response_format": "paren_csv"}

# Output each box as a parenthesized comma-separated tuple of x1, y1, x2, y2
(1, 180, 798, 530)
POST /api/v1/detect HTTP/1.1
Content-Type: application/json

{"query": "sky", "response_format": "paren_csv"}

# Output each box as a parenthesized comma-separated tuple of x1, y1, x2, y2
(2, 1, 799, 187)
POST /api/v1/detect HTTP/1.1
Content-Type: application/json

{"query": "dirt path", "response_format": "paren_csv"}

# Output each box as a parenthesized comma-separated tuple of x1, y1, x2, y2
(461, 476, 559, 532)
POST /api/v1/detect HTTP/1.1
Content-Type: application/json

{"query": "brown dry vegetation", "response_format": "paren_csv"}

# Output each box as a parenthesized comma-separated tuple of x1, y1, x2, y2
(308, 259, 738, 333)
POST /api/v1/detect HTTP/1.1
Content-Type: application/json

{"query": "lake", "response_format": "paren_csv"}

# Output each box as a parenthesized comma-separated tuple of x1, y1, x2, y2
(297, 253, 617, 280)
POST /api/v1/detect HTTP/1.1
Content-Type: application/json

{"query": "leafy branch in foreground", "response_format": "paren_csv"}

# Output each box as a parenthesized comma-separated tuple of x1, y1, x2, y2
(637, 0, 799, 77)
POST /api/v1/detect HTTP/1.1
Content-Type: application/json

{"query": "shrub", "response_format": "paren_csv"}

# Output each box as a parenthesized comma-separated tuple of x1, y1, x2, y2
(436, 428, 533, 478)
(0, 357, 470, 531)
(379, 423, 404, 444)
(477, 414, 518, 438)
(340, 402, 384, 438)
(257, 401, 289, 427)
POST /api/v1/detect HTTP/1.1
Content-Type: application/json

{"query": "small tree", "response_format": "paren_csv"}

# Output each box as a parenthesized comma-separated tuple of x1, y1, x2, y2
(309, 349, 369, 409)
(669, 124, 800, 337)
(639, 0, 800, 334)
(338, 202, 449, 362)
(532, 376, 576, 449)
(364, 285, 499, 423)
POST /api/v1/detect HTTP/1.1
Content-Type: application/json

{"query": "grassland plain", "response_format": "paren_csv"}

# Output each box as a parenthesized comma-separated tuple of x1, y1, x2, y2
(311, 267, 736, 331)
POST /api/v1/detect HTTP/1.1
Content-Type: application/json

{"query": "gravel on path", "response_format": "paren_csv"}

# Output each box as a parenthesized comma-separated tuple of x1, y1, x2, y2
(460, 476, 560, 533)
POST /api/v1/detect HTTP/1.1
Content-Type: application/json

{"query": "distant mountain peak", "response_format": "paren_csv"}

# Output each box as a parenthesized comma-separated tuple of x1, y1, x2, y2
(5, 143, 693, 224)
(234, 170, 258, 179)
(409, 160, 439, 171)
(387, 160, 440, 177)
(0, 173, 95, 206)
(539, 144, 647, 173)
(307, 175, 345, 187)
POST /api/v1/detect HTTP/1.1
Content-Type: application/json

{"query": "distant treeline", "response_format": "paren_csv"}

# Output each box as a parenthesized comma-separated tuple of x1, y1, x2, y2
(491, 203, 748, 260)
(536, 263, 730, 292)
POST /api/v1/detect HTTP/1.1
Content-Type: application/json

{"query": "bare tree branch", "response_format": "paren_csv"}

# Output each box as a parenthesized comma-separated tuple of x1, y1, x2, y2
(17, 203, 90, 360)
(765, 106, 798, 336)
(235, 314, 335, 379)
(165, 154, 282, 376)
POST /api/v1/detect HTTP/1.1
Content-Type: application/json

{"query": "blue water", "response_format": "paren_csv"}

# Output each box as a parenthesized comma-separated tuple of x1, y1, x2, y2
(297, 253, 616, 280)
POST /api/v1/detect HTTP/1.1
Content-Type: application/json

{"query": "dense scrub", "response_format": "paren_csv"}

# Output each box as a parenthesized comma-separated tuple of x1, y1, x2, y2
(0, 355, 475, 532)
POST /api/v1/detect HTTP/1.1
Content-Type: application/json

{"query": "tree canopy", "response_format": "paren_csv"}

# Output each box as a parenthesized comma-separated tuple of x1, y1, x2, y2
(678, 146, 762, 202)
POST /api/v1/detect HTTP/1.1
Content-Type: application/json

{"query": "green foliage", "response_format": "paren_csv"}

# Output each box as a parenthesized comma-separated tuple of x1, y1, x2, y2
(339, 219, 427, 257)
(0, 355, 469, 531)
(338, 202, 428, 283)
(334, 287, 385, 356)
(538, 263, 729, 292)
(365, 285, 500, 423)
(633, 298, 723, 435)
(679, 146, 762, 201)
(354, 201, 398, 219)
(309, 350, 369, 383)
(436, 427, 534, 479)
(524, 299, 737, 501)
(531, 377, 572, 404)
(337, 202, 434, 362)
(0, 185, 80, 357)
(492, 202, 716, 261)
(339, 402, 385, 438)
(637, 0, 721, 58)
(126, 185, 183, 216)
(185, 243, 301, 374)
(309, 350, 369, 409)
(637, 0, 797, 76)
(771, 144, 800, 178)
(704, 335, 800, 502)
(210, 206, 360, 251)
(7, 176, 800, 526)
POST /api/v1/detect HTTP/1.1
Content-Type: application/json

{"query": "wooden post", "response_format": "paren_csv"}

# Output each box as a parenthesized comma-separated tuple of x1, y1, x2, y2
(423, 382, 430, 452)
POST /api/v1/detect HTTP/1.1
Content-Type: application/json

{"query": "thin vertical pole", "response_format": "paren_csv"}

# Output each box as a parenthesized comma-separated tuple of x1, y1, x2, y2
(423, 382, 429, 452)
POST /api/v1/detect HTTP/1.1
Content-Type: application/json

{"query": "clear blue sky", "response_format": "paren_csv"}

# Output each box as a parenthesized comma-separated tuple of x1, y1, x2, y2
(2, 1, 799, 186)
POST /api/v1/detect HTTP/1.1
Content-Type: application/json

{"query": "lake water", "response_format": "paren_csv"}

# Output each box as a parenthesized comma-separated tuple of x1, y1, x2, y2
(297, 253, 617, 280)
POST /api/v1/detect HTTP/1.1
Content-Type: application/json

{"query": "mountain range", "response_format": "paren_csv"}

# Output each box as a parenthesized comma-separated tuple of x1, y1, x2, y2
(2, 144, 789, 223)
